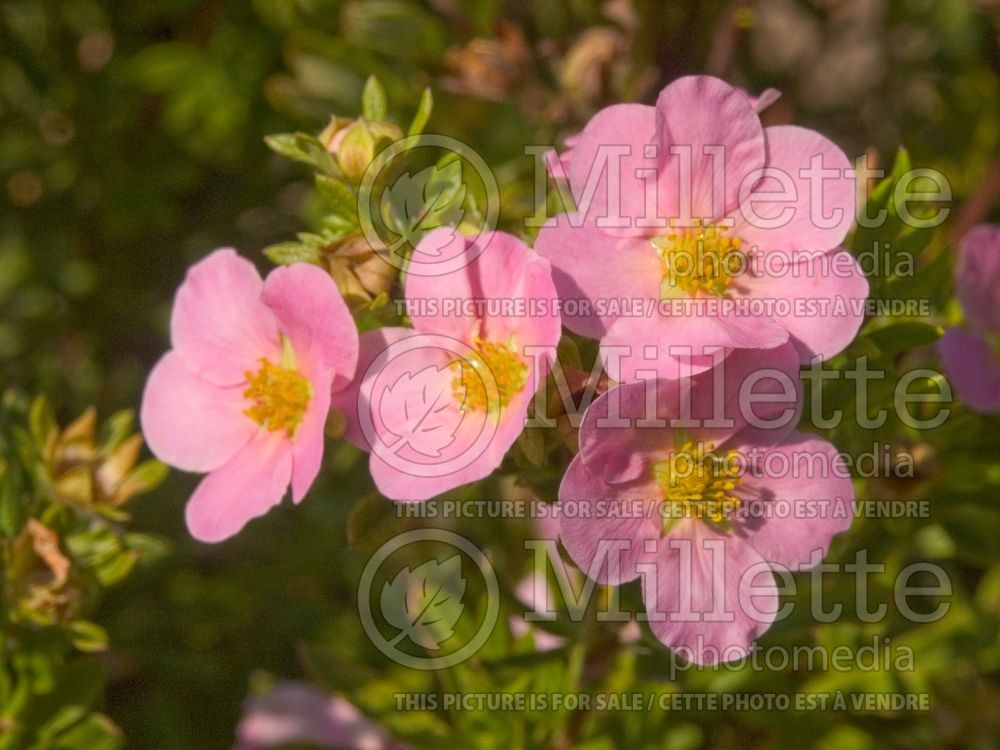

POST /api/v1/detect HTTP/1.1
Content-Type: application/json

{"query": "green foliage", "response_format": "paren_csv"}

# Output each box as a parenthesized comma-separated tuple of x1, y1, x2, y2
(5, 0, 1000, 748)
(0, 393, 166, 749)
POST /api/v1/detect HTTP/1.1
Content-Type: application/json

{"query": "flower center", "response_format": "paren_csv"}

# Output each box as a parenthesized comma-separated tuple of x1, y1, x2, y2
(654, 440, 743, 533)
(651, 221, 744, 298)
(243, 338, 312, 436)
(450, 337, 528, 413)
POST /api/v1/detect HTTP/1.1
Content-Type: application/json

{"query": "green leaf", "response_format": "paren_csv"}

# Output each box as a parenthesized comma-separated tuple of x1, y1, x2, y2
(408, 87, 433, 137)
(93, 549, 139, 586)
(29, 395, 57, 448)
(98, 410, 135, 453)
(118, 459, 169, 497)
(865, 322, 942, 360)
(893, 226, 935, 262)
(380, 160, 467, 255)
(53, 713, 124, 750)
(315, 175, 359, 224)
(361, 75, 388, 121)
(264, 242, 323, 266)
(67, 621, 109, 653)
(0, 474, 27, 538)
(124, 532, 172, 566)
(517, 427, 546, 468)
(346, 493, 405, 551)
(264, 132, 338, 175)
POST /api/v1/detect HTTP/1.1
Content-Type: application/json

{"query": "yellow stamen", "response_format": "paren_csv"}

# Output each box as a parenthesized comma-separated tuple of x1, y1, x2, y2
(243, 338, 312, 436)
(450, 337, 528, 413)
(654, 440, 744, 532)
(651, 221, 744, 298)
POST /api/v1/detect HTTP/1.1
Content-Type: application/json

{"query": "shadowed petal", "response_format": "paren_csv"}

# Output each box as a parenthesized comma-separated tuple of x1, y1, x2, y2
(939, 327, 1000, 413)
(558, 455, 660, 585)
(643, 521, 778, 665)
(733, 432, 855, 570)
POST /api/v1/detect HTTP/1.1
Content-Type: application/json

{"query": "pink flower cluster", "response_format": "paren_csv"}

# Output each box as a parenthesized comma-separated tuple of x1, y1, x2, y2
(141, 76, 868, 661)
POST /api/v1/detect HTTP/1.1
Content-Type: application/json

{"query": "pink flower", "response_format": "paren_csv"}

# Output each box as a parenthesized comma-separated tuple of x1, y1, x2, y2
(141, 249, 358, 542)
(535, 75, 867, 381)
(939, 223, 1000, 413)
(235, 681, 409, 750)
(558, 343, 854, 664)
(332, 229, 561, 501)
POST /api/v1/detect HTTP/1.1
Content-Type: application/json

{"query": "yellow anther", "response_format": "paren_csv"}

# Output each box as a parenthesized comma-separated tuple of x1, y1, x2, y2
(451, 337, 528, 414)
(651, 221, 745, 298)
(654, 440, 744, 532)
(243, 341, 312, 436)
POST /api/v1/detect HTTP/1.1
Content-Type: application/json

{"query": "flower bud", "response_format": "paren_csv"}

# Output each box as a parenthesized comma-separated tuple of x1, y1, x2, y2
(320, 117, 403, 182)
(325, 235, 396, 305)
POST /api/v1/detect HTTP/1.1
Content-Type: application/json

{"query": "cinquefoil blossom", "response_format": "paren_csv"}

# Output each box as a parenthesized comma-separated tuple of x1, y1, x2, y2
(558, 344, 855, 663)
(141, 250, 358, 542)
(332, 229, 561, 500)
(536, 75, 867, 380)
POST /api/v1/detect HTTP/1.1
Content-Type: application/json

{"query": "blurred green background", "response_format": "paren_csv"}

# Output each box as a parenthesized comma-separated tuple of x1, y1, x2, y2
(3, 0, 1000, 748)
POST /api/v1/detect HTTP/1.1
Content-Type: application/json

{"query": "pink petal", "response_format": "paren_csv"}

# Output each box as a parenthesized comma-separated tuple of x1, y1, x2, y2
(534, 215, 662, 339)
(577, 379, 682, 486)
(655, 76, 766, 222)
(235, 681, 408, 750)
(171, 249, 281, 386)
(402, 224, 482, 281)
(733, 432, 855, 570)
(717, 342, 802, 446)
(406, 231, 562, 349)
(336, 328, 501, 500)
(470, 231, 562, 347)
(185, 429, 292, 542)
(957, 224, 1000, 331)
(140, 351, 255, 473)
(735, 125, 855, 255)
(741, 246, 868, 362)
(366, 338, 547, 500)
(601, 307, 789, 381)
(566, 103, 661, 238)
(558, 455, 661, 585)
(368, 370, 531, 500)
(367, 408, 499, 501)
(939, 328, 1000, 413)
(330, 327, 415, 450)
(291, 370, 332, 503)
(261, 262, 359, 390)
(405, 229, 480, 341)
(579, 344, 801, 485)
(545, 132, 579, 181)
(642, 521, 778, 664)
